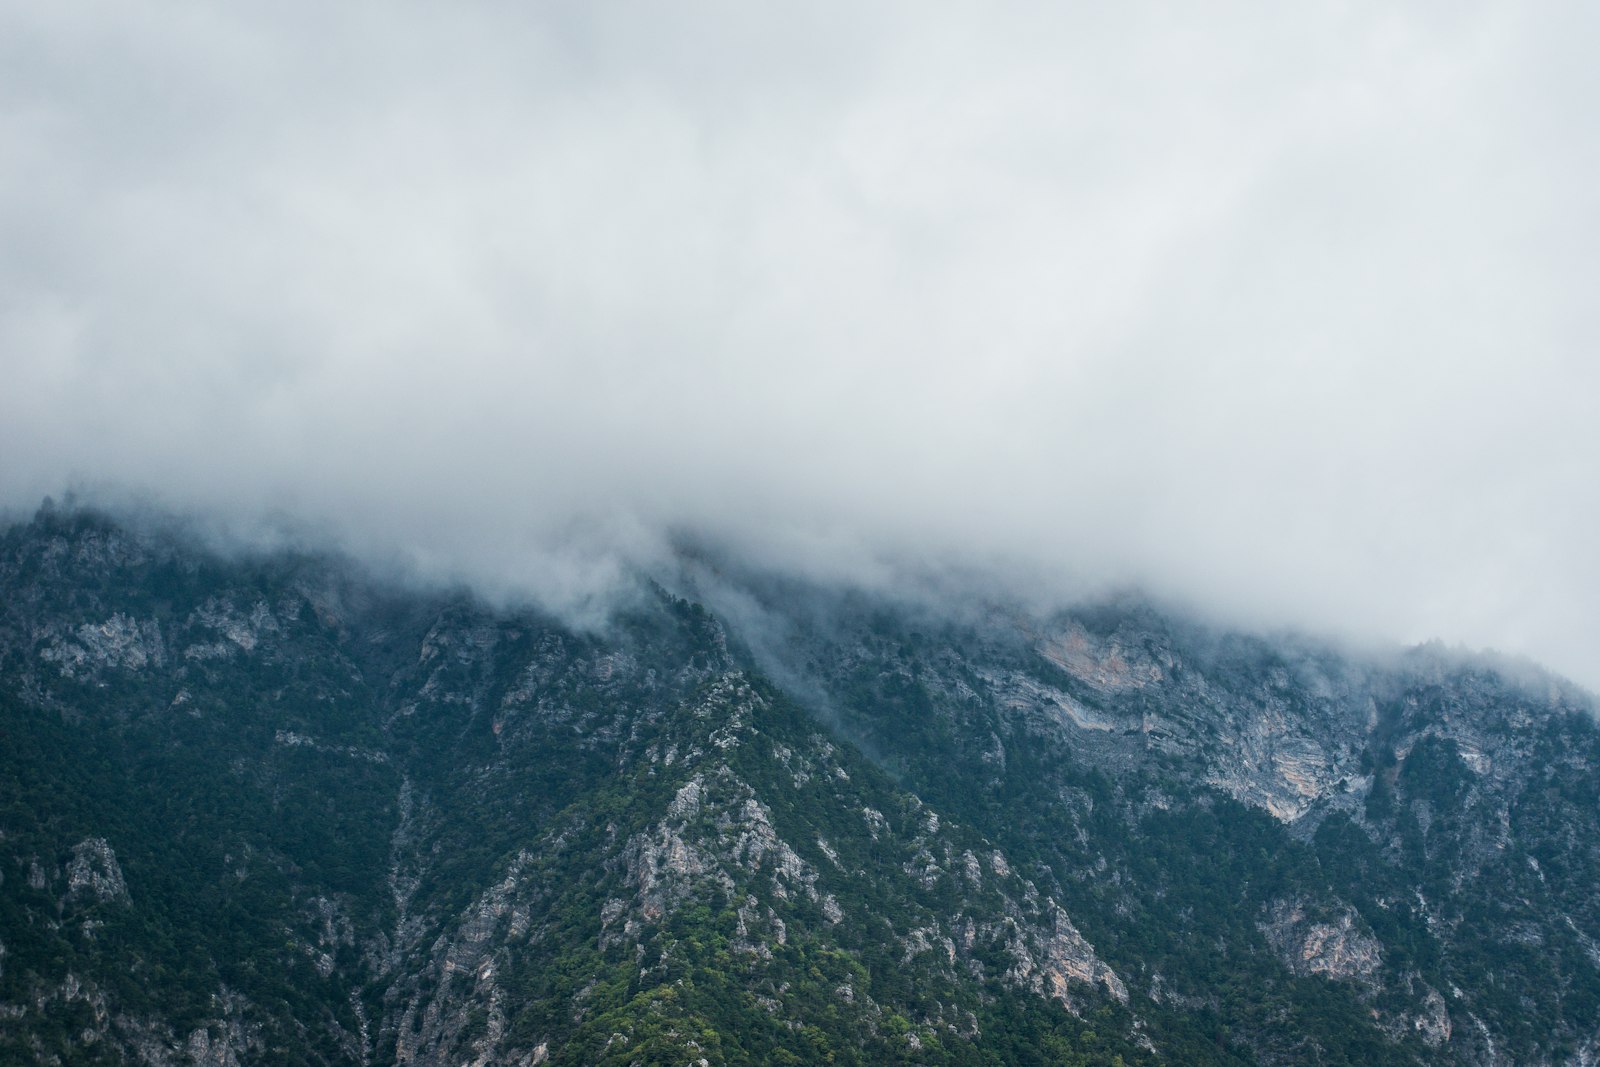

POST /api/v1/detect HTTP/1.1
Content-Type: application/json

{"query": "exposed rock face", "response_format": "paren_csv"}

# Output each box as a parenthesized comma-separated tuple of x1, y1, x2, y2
(41, 613, 165, 676)
(180, 1019, 250, 1067)
(66, 839, 128, 905)
(1005, 901, 1128, 1006)
(620, 777, 735, 926)
(125, 997, 262, 1067)
(1032, 621, 1381, 824)
(1260, 899, 1381, 981)
(395, 854, 536, 1067)
(191, 598, 280, 654)
(1414, 987, 1452, 1048)
(1038, 623, 1168, 693)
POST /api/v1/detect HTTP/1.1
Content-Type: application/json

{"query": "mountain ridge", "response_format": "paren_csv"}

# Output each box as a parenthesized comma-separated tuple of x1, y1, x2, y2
(3, 503, 1597, 1065)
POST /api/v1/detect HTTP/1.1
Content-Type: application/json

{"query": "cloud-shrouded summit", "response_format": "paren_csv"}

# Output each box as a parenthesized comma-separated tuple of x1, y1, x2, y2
(3, 3, 1597, 686)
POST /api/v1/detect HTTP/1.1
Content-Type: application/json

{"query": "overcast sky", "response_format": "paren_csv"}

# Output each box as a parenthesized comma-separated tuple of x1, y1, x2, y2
(3, 3, 1597, 686)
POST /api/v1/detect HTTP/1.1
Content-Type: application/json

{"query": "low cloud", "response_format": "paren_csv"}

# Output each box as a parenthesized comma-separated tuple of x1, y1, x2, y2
(3, 3, 1597, 687)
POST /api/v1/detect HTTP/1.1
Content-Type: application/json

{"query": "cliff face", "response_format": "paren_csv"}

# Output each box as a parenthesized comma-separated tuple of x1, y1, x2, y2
(2, 506, 1598, 1065)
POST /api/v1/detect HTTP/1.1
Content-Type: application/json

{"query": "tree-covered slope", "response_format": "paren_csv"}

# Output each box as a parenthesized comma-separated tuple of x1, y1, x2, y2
(2, 505, 1597, 1065)
(686, 568, 1600, 1065)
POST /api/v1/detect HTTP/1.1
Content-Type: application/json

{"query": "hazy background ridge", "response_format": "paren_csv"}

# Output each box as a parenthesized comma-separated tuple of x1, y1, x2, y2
(3, 2, 1596, 688)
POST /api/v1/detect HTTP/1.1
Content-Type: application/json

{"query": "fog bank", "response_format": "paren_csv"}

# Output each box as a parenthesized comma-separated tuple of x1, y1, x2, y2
(3, 3, 1597, 688)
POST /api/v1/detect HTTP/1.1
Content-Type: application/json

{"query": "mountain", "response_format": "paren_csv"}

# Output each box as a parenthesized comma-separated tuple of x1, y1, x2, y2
(2, 503, 1598, 1065)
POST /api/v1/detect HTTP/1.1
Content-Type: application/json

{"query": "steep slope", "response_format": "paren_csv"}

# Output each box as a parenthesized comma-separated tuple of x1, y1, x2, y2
(3, 504, 1599, 1065)
(688, 568, 1600, 1065)
(1, 507, 1142, 1066)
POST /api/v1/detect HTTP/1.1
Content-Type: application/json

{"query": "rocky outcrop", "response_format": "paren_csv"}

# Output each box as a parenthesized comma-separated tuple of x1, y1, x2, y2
(190, 598, 280, 654)
(1259, 899, 1382, 981)
(1412, 986, 1452, 1048)
(395, 855, 538, 1067)
(66, 838, 128, 905)
(620, 795, 732, 928)
(1038, 623, 1168, 693)
(41, 613, 165, 676)
(1005, 901, 1128, 1007)
(118, 996, 262, 1067)
(616, 765, 822, 936)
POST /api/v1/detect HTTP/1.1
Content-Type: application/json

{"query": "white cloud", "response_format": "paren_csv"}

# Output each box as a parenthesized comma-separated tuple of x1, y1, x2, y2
(3, 2, 1597, 687)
